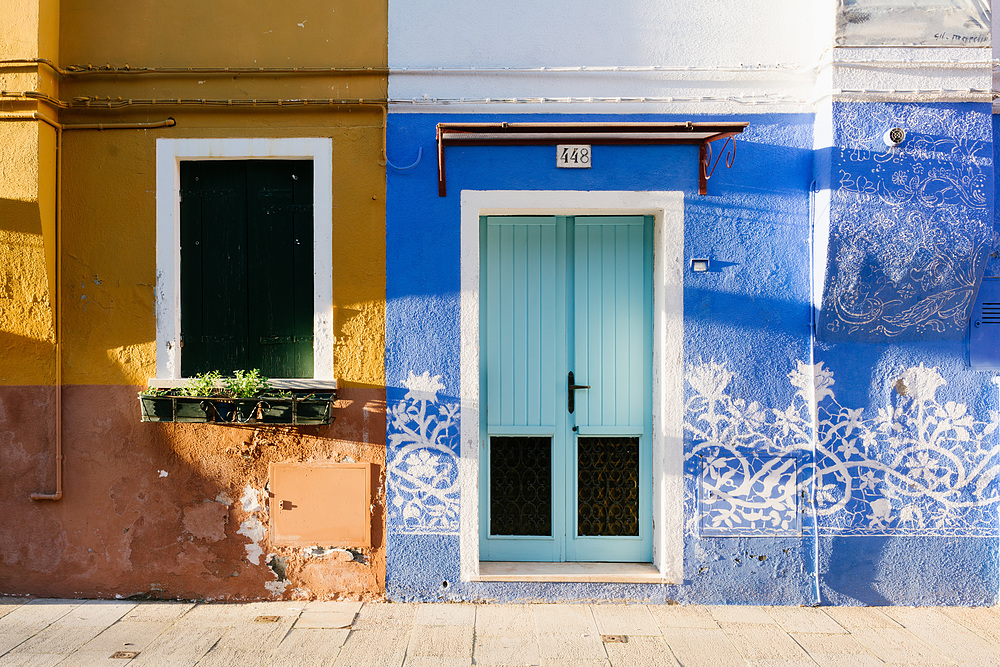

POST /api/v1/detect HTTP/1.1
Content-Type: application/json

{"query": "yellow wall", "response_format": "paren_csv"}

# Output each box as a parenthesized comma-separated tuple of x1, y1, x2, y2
(0, 0, 58, 385)
(1, 0, 387, 388)
(58, 114, 386, 387)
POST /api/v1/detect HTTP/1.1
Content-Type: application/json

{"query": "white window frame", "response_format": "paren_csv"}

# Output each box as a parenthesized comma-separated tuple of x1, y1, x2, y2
(153, 137, 334, 385)
(459, 190, 685, 584)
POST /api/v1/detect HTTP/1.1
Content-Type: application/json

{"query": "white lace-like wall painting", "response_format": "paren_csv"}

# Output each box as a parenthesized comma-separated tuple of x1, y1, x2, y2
(687, 358, 1000, 537)
(387, 371, 461, 535)
(820, 102, 992, 340)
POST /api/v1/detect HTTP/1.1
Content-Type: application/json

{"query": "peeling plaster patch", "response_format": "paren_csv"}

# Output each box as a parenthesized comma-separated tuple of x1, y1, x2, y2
(182, 502, 228, 541)
(265, 579, 289, 595)
(304, 546, 355, 562)
(237, 517, 266, 565)
(241, 486, 263, 513)
(158, 470, 168, 478)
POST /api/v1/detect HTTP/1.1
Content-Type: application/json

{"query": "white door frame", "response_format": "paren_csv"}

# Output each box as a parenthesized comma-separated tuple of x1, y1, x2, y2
(459, 190, 685, 584)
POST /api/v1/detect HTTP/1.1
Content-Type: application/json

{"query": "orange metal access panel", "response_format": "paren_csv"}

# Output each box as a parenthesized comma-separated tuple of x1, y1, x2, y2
(269, 462, 373, 547)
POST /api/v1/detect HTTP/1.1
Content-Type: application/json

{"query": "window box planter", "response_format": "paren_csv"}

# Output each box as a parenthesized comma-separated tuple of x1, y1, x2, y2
(259, 393, 335, 425)
(139, 395, 174, 422)
(139, 395, 216, 423)
(138, 391, 335, 425)
(174, 397, 217, 423)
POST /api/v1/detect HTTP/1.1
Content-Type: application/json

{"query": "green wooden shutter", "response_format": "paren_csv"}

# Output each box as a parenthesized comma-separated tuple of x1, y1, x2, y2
(180, 160, 314, 378)
(246, 161, 314, 378)
(180, 161, 250, 375)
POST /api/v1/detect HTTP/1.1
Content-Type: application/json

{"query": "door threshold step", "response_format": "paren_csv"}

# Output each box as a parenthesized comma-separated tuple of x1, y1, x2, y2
(474, 561, 664, 583)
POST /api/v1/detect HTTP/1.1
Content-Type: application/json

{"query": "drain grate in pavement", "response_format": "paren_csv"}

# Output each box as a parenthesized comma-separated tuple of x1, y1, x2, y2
(110, 651, 140, 659)
(255, 615, 281, 623)
(601, 635, 628, 644)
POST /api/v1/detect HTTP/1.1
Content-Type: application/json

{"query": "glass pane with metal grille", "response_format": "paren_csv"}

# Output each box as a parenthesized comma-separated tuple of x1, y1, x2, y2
(577, 437, 640, 536)
(490, 436, 552, 536)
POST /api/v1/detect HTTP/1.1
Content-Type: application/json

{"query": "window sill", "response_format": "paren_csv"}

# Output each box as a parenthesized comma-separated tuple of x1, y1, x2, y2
(147, 378, 338, 391)
(472, 561, 667, 584)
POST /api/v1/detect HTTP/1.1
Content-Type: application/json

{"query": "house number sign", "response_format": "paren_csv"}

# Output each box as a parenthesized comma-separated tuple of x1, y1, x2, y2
(557, 145, 591, 168)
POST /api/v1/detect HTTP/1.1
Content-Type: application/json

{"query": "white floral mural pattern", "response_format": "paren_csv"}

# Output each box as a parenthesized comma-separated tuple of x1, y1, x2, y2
(822, 102, 992, 339)
(687, 358, 1000, 536)
(391, 360, 998, 537)
(387, 371, 461, 535)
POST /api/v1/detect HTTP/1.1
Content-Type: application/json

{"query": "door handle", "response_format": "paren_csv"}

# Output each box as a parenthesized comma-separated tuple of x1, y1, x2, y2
(567, 371, 590, 414)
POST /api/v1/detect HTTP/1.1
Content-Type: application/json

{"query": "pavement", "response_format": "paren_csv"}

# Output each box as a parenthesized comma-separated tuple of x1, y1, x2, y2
(1, 599, 999, 666)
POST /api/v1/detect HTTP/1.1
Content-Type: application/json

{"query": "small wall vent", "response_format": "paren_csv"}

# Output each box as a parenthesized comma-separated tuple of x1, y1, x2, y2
(968, 277, 1000, 369)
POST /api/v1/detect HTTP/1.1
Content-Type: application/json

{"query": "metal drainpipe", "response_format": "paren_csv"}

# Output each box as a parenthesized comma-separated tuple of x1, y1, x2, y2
(808, 178, 822, 604)
(31, 112, 62, 501)
(1, 113, 176, 501)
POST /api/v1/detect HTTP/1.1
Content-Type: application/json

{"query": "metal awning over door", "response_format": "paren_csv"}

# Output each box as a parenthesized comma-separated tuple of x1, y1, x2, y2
(436, 121, 749, 196)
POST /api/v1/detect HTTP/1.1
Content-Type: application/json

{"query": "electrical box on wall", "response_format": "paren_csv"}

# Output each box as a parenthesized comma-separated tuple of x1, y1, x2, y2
(269, 462, 373, 547)
(969, 277, 1000, 370)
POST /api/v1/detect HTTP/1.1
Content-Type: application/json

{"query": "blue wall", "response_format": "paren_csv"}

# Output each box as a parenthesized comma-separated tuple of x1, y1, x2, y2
(813, 102, 998, 605)
(384, 106, 997, 605)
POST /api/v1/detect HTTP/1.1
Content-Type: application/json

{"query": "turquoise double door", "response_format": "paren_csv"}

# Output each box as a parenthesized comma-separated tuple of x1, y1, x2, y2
(480, 215, 653, 563)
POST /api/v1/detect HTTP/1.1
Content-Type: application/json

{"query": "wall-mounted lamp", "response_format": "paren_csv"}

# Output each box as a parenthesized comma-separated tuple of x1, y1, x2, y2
(883, 127, 906, 147)
(691, 258, 710, 273)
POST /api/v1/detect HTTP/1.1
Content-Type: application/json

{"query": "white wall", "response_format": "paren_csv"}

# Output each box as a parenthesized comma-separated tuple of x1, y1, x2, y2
(389, 0, 828, 113)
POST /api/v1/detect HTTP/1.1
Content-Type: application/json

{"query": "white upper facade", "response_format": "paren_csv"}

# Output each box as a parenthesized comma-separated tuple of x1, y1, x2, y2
(388, 0, 993, 114)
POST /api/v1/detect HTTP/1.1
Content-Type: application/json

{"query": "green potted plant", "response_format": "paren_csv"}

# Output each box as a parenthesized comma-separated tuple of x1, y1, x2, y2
(175, 370, 222, 422)
(223, 369, 270, 423)
(139, 370, 336, 425)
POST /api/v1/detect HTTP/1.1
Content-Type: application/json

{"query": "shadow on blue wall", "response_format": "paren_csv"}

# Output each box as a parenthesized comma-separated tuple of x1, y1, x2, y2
(818, 103, 993, 343)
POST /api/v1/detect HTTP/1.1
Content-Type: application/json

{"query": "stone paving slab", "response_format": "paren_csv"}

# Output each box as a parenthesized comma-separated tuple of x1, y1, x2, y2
(533, 603, 599, 635)
(591, 604, 661, 636)
(941, 606, 1000, 645)
(648, 604, 719, 630)
(406, 624, 474, 658)
(120, 603, 195, 623)
(473, 634, 540, 666)
(129, 624, 225, 666)
(847, 626, 956, 665)
(475, 603, 535, 637)
(270, 627, 346, 667)
(882, 607, 999, 665)
(295, 611, 356, 630)
(66, 619, 171, 655)
(0, 600, 998, 666)
(352, 602, 417, 630)
(823, 605, 903, 630)
(537, 631, 607, 661)
(603, 634, 680, 667)
(413, 603, 476, 627)
(1, 653, 67, 667)
(333, 626, 410, 667)
(721, 622, 816, 662)
(707, 604, 779, 625)
(659, 626, 748, 667)
(765, 606, 846, 634)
